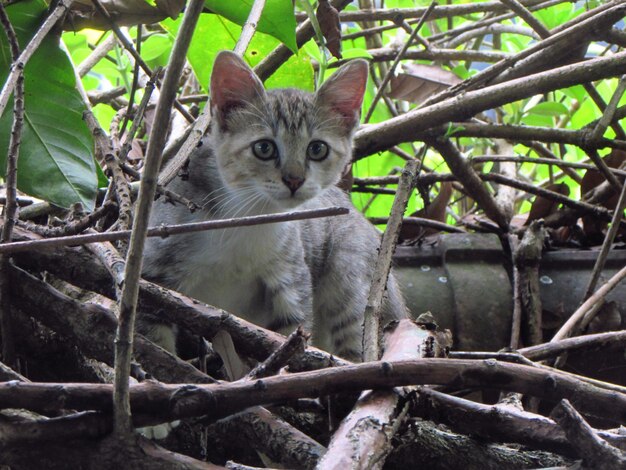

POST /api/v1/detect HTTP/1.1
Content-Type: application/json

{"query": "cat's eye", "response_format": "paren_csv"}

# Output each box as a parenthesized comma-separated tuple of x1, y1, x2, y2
(252, 140, 277, 160)
(307, 141, 329, 161)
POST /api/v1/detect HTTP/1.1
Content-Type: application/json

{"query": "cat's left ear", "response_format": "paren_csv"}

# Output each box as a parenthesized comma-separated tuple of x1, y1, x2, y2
(315, 59, 369, 130)
(210, 51, 266, 130)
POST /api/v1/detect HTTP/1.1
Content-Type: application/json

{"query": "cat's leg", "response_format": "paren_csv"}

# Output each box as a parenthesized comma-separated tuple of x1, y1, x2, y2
(315, 251, 408, 362)
(261, 239, 313, 337)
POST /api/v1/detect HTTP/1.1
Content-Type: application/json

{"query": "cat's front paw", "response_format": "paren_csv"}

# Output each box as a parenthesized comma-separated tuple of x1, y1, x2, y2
(136, 420, 180, 440)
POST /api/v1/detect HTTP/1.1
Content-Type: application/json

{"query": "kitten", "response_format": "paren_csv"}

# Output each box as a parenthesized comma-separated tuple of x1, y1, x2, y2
(143, 51, 407, 361)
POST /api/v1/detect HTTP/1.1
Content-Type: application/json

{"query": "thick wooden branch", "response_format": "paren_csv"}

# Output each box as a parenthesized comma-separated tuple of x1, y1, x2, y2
(354, 49, 626, 158)
(9, 264, 215, 385)
(418, 388, 626, 457)
(320, 319, 444, 469)
(2, 359, 626, 425)
(386, 417, 569, 468)
(11, 225, 349, 371)
(552, 399, 626, 469)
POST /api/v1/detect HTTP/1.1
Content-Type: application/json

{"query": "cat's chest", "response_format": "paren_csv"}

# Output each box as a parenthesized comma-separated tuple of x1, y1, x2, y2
(176, 224, 287, 317)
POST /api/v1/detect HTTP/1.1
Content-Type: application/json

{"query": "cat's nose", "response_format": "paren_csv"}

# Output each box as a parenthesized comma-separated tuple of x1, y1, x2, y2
(282, 175, 305, 195)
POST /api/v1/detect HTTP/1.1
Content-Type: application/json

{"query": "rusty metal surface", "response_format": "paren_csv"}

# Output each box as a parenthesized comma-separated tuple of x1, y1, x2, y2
(393, 234, 626, 352)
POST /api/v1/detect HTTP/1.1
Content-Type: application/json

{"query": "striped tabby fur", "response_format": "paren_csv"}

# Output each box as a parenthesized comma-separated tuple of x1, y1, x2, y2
(143, 51, 407, 361)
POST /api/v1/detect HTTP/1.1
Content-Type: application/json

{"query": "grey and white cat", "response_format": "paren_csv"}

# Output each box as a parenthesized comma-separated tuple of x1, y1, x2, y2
(143, 51, 406, 361)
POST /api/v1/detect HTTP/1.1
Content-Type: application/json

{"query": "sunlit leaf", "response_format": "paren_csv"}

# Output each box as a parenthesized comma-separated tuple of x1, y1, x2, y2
(0, 0, 97, 209)
(204, 0, 297, 53)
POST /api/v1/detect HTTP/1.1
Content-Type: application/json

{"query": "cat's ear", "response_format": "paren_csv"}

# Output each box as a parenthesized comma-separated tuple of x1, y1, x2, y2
(210, 51, 266, 130)
(315, 59, 369, 130)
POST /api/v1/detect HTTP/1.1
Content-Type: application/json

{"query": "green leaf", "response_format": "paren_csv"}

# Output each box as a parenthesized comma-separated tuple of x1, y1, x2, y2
(163, 14, 313, 92)
(0, 0, 97, 209)
(525, 101, 569, 117)
(204, 0, 297, 53)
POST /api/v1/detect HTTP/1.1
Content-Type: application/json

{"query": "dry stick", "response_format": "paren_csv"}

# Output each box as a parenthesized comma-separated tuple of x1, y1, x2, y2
(355, 49, 626, 158)
(419, 2, 626, 108)
(76, 33, 117, 78)
(524, 142, 583, 184)
(234, 0, 267, 56)
(519, 330, 626, 362)
(582, 177, 626, 302)
(89, 0, 194, 124)
(589, 75, 626, 144)
(157, 103, 211, 187)
(586, 148, 623, 193)
(362, 1, 437, 123)
(428, 0, 562, 45)
(551, 400, 626, 469)
(343, 47, 508, 66)
(246, 327, 309, 380)
(481, 173, 613, 220)
(552, 264, 626, 342)
(369, 216, 466, 233)
(494, 140, 517, 222)
(499, 0, 626, 144)
(362, 159, 418, 362)
(112, 0, 205, 437)
(499, 0, 550, 38)
(0, 207, 349, 254)
(418, 388, 626, 457)
(313, 0, 556, 23)
(15, 202, 117, 238)
(509, 234, 523, 350)
(82, 112, 132, 243)
(5, 358, 626, 425)
(0, 3, 24, 368)
(470, 155, 626, 178)
(0, 0, 75, 117)
(0, 360, 28, 382)
(118, 72, 157, 163)
(360, 172, 616, 224)
(514, 220, 545, 346)
(10, 226, 349, 372)
(123, 166, 200, 211)
(321, 320, 441, 469)
(449, 121, 626, 152)
(427, 137, 509, 230)
(213, 406, 325, 470)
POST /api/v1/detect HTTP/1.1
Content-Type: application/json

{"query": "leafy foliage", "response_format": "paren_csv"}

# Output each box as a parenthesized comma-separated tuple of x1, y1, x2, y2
(0, 0, 97, 209)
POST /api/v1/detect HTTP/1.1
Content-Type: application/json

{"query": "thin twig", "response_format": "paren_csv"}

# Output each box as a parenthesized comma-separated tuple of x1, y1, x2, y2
(589, 75, 626, 144)
(119, 71, 157, 162)
(246, 327, 309, 380)
(76, 33, 117, 78)
(519, 330, 626, 361)
(89, 0, 194, 124)
(427, 138, 510, 230)
(362, 1, 437, 123)
(581, 178, 626, 302)
(499, 0, 550, 38)
(112, 0, 205, 437)
(0, 207, 349, 254)
(369, 216, 466, 233)
(234, 0, 267, 56)
(552, 264, 626, 342)
(585, 148, 623, 193)
(0, 1, 24, 368)
(470, 155, 626, 178)
(0, 0, 75, 118)
(362, 159, 418, 362)
(551, 399, 626, 469)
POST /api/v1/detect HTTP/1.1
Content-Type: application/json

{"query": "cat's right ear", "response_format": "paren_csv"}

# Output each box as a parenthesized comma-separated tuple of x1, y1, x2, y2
(210, 51, 265, 130)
